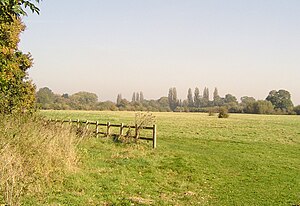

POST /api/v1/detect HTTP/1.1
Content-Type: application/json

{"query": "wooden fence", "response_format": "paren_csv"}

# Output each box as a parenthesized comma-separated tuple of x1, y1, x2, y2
(49, 119, 157, 148)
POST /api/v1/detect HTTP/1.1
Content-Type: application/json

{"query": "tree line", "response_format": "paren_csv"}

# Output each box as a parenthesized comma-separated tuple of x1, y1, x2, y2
(36, 87, 300, 115)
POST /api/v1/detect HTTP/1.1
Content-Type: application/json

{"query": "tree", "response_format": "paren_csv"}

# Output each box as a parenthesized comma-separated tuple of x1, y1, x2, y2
(266, 90, 294, 112)
(224, 94, 238, 104)
(0, 0, 40, 113)
(116, 94, 122, 106)
(168, 87, 178, 111)
(187, 88, 194, 107)
(253, 100, 274, 114)
(36, 87, 55, 108)
(294, 105, 300, 115)
(213, 87, 223, 106)
(240, 96, 256, 113)
(202, 87, 209, 107)
(194, 87, 200, 108)
(136, 92, 140, 102)
(131, 92, 136, 103)
(0, 0, 40, 21)
(139, 91, 144, 102)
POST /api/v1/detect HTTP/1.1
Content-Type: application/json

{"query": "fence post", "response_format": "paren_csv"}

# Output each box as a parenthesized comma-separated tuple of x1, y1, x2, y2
(153, 124, 157, 149)
(135, 124, 138, 139)
(120, 123, 124, 137)
(107, 122, 111, 137)
(96, 121, 99, 138)
(77, 119, 80, 129)
(69, 119, 72, 126)
(86, 120, 89, 130)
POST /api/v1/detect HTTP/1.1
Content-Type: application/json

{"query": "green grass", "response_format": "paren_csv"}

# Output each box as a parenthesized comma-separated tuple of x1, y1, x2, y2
(31, 110, 300, 205)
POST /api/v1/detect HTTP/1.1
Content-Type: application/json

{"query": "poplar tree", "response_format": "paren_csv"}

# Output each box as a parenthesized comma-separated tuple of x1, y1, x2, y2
(194, 87, 200, 108)
(132, 92, 136, 102)
(187, 88, 194, 107)
(168, 87, 178, 111)
(139, 91, 144, 102)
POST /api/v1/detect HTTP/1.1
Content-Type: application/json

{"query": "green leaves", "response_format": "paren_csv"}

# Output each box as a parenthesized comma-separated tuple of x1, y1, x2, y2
(0, 0, 40, 23)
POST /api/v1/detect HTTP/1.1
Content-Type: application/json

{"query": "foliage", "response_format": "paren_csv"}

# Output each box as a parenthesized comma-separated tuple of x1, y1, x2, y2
(294, 105, 300, 115)
(0, 0, 40, 114)
(0, 114, 78, 205)
(187, 88, 194, 107)
(35, 86, 297, 115)
(218, 107, 229, 118)
(194, 87, 201, 108)
(0, 0, 40, 21)
(168, 87, 178, 111)
(266, 89, 294, 113)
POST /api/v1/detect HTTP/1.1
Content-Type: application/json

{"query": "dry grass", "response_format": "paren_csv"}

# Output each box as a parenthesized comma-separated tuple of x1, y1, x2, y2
(0, 114, 80, 205)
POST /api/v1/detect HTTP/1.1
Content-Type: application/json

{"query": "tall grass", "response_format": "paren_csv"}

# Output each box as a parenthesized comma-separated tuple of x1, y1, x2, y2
(0, 114, 79, 205)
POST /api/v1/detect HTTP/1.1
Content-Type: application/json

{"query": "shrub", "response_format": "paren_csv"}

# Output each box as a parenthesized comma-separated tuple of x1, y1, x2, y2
(0, 114, 79, 205)
(218, 107, 229, 118)
(294, 105, 300, 115)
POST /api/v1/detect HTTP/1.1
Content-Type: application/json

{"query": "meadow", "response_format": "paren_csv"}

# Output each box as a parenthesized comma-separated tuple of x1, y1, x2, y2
(29, 110, 300, 205)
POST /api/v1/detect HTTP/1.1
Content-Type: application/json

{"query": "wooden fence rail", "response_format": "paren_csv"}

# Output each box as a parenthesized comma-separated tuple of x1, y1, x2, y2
(49, 119, 157, 148)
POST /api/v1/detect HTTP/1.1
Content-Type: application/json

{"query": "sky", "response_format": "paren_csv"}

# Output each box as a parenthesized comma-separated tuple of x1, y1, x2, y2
(19, 0, 300, 104)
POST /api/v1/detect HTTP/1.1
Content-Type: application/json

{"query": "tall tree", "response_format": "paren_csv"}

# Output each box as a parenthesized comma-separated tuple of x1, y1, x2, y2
(203, 87, 209, 101)
(202, 87, 209, 107)
(213, 87, 223, 106)
(168, 87, 178, 111)
(139, 91, 144, 102)
(136, 92, 140, 102)
(116, 94, 122, 106)
(0, 0, 40, 113)
(187, 88, 194, 107)
(266, 89, 294, 112)
(131, 92, 136, 103)
(194, 87, 200, 108)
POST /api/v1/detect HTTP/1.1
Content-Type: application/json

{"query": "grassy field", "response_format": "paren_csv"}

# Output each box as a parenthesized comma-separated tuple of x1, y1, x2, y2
(29, 110, 300, 205)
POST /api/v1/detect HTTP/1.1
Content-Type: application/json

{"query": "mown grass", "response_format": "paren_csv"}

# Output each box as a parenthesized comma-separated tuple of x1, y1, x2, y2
(33, 110, 300, 205)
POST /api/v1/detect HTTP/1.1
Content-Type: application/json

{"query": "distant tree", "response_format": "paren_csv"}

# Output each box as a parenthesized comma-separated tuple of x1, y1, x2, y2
(203, 87, 209, 101)
(187, 88, 194, 107)
(62, 93, 69, 99)
(118, 98, 130, 110)
(96, 101, 118, 111)
(116, 94, 122, 106)
(253, 100, 274, 114)
(213, 87, 223, 106)
(168, 87, 178, 111)
(140, 91, 144, 102)
(202, 87, 209, 107)
(36, 87, 55, 108)
(224, 94, 238, 104)
(69, 91, 98, 110)
(240, 96, 256, 113)
(294, 105, 300, 115)
(157, 97, 171, 112)
(71, 92, 98, 105)
(266, 90, 294, 112)
(194, 87, 201, 108)
(136, 92, 140, 102)
(132, 92, 136, 103)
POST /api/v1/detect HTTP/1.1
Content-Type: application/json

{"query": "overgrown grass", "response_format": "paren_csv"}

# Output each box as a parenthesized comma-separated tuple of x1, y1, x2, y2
(0, 114, 79, 205)
(29, 111, 300, 205)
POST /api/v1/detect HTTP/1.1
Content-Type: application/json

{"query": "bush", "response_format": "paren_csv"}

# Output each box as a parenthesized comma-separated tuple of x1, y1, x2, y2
(0, 114, 79, 205)
(294, 105, 300, 115)
(218, 107, 229, 118)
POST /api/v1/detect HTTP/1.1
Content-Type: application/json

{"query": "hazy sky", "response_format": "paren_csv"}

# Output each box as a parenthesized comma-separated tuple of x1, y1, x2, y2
(20, 0, 300, 104)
